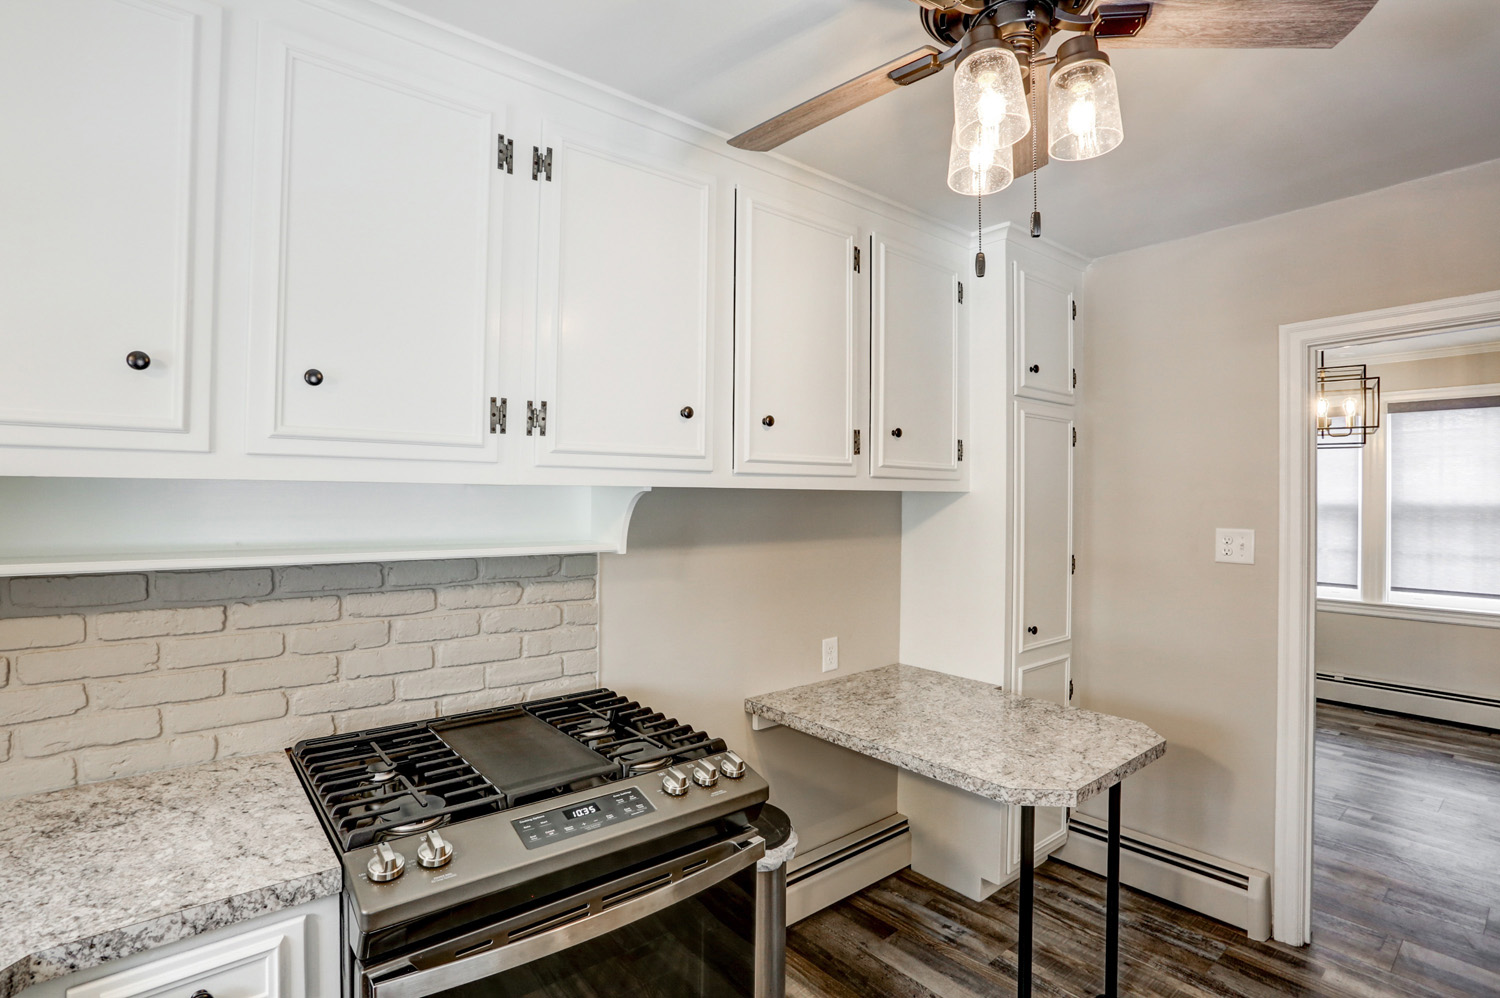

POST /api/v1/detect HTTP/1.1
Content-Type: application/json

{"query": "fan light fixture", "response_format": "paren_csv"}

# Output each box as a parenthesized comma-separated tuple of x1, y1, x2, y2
(952, 44, 1030, 153)
(948, 127, 1014, 196)
(1048, 35, 1124, 161)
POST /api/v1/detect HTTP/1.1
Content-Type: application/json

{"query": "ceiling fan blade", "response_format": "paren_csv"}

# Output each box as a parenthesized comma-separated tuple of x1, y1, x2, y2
(728, 46, 942, 152)
(1012, 63, 1050, 180)
(1099, 0, 1378, 49)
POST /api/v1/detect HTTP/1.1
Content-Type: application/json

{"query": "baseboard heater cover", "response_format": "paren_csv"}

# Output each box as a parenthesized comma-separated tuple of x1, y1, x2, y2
(1317, 673, 1500, 730)
(1054, 815, 1270, 941)
(785, 814, 912, 925)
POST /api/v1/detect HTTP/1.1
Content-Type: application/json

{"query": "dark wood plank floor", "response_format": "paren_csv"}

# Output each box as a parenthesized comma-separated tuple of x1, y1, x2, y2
(785, 704, 1500, 997)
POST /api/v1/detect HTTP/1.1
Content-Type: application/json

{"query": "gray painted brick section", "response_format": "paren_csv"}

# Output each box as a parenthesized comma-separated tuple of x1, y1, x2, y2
(439, 688, 524, 715)
(216, 715, 333, 757)
(3, 757, 76, 796)
(485, 658, 562, 688)
(153, 569, 273, 603)
(392, 613, 480, 644)
(94, 606, 226, 641)
(521, 579, 595, 604)
(437, 583, 523, 610)
(334, 701, 437, 733)
(1, 656, 8, 687)
(18, 708, 161, 757)
(481, 605, 562, 633)
(227, 596, 339, 629)
(276, 563, 383, 593)
(342, 645, 433, 679)
(384, 560, 477, 587)
(0, 731, 10, 763)
(562, 603, 598, 626)
(160, 632, 285, 669)
(76, 734, 216, 783)
(289, 678, 394, 715)
(90, 670, 224, 709)
(0, 615, 85, 651)
(0, 684, 87, 725)
(477, 556, 560, 580)
(344, 590, 436, 618)
(562, 650, 598, 676)
(288, 620, 389, 654)
(164, 692, 287, 733)
(399, 666, 485, 700)
(16, 643, 158, 684)
(437, 635, 522, 668)
(525, 676, 598, 700)
(227, 656, 338, 693)
(9, 574, 147, 608)
(559, 555, 597, 578)
(522, 627, 597, 657)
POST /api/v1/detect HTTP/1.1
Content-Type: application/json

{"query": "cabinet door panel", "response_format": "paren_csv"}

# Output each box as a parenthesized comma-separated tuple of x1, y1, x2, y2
(1016, 401, 1073, 652)
(1011, 654, 1073, 866)
(535, 129, 714, 470)
(0, 0, 218, 449)
(735, 191, 859, 476)
(249, 35, 502, 460)
(872, 235, 961, 479)
(1014, 263, 1075, 403)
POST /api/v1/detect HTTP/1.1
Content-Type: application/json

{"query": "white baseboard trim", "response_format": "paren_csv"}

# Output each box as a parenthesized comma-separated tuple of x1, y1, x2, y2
(786, 814, 912, 925)
(1054, 815, 1271, 941)
(1316, 673, 1500, 731)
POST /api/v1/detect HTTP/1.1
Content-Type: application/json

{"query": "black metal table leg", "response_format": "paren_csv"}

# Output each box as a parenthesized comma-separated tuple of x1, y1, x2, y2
(1096, 782, 1122, 998)
(1019, 804, 1035, 998)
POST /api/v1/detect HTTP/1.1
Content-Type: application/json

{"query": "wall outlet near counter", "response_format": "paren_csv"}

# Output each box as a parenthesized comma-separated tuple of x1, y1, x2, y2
(822, 636, 839, 672)
(1216, 528, 1255, 565)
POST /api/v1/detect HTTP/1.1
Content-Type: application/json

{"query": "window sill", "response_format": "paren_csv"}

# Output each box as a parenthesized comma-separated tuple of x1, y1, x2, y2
(1315, 598, 1500, 630)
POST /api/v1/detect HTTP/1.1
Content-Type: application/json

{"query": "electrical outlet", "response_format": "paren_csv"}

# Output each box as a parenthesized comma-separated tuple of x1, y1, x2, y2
(1215, 528, 1255, 565)
(821, 636, 839, 673)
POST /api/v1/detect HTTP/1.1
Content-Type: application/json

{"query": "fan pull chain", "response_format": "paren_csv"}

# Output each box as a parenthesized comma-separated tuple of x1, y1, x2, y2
(975, 194, 986, 277)
(1029, 29, 1041, 238)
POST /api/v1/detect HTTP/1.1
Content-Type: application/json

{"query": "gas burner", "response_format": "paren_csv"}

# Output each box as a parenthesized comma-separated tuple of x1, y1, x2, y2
(626, 756, 673, 774)
(383, 791, 449, 837)
(367, 760, 398, 784)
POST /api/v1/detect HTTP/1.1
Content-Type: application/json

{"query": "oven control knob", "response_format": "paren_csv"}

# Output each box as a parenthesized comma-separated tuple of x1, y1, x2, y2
(661, 767, 691, 797)
(720, 752, 747, 779)
(692, 761, 719, 787)
(416, 830, 453, 869)
(367, 842, 405, 883)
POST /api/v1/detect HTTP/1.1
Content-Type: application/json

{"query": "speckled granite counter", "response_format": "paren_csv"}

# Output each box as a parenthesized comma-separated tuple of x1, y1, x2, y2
(745, 664, 1166, 807)
(0, 753, 340, 998)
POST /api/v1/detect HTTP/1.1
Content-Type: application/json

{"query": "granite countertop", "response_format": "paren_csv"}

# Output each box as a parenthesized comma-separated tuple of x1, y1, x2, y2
(0, 753, 340, 998)
(745, 664, 1166, 807)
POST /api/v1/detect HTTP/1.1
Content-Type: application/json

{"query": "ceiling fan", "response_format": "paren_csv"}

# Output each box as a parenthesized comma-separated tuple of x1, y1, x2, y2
(728, 0, 1378, 204)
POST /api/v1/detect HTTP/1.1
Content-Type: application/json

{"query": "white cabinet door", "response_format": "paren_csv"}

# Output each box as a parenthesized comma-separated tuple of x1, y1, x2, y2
(1013, 260, 1076, 404)
(1014, 399, 1073, 654)
(0, 0, 220, 451)
(871, 233, 963, 480)
(734, 188, 862, 477)
(533, 121, 717, 471)
(248, 31, 506, 462)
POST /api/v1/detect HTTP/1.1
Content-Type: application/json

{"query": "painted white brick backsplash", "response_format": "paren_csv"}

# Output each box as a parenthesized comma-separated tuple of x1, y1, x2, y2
(0, 556, 600, 798)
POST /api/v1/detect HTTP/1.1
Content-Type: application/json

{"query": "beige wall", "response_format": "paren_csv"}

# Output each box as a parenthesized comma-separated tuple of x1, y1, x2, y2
(600, 488, 902, 852)
(1074, 156, 1500, 873)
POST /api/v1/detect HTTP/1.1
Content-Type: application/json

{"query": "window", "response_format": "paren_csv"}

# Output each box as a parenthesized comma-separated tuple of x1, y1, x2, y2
(1388, 396, 1500, 605)
(1316, 447, 1361, 594)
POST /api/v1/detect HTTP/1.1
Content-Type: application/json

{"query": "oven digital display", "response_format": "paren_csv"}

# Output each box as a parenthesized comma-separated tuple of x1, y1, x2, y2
(512, 788, 656, 850)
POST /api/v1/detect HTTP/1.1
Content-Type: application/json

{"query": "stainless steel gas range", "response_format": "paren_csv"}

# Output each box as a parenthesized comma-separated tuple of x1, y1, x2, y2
(288, 689, 789, 998)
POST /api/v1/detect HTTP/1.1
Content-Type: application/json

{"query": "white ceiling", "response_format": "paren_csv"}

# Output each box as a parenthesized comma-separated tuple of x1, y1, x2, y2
(392, 0, 1500, 258)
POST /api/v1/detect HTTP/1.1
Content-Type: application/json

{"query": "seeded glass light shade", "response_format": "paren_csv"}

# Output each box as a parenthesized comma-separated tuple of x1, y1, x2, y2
(953, 46, 1030, 152)
(1047, 38, 1123, 162)
(947, 128, 1013, 196)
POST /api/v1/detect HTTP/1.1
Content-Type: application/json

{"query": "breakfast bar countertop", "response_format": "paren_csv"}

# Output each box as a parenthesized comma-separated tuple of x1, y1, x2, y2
(745, 663, 1166, 807)
(0, 752, 340, 998)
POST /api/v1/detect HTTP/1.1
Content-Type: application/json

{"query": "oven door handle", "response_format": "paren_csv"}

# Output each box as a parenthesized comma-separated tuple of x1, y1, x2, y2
(361, 837, 767, 998)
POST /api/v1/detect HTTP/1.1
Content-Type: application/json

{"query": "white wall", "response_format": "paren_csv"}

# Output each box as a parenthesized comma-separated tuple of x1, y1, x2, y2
(1073, 156, 1500, 873)
(600, 488, 902, 851)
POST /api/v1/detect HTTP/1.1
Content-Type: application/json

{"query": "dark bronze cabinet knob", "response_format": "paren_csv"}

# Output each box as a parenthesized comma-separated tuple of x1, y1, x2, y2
(891, 427, 903, 438)
(1028, 364, 1040, 374)
(1026, 625, 1038, 635)
(125, 351, 151, 370)
(762, 415, 774, 427)
(303, 369, 324, 386)
(680, 406, 694, 419)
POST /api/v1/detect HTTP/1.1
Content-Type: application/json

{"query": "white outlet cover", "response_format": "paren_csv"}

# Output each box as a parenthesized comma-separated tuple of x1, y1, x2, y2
(821, 636, 839, 672)
(1215, 528, 1255, 565)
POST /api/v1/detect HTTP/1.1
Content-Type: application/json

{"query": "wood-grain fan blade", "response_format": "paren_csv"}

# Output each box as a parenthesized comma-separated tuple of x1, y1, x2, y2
(728, 46, 942, 152)
(1101, 0, 1379, 49)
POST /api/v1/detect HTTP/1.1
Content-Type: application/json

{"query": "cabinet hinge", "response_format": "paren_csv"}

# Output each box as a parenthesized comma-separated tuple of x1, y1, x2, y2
(490, 397, 507, 434)
(532, 146, 553, 182)
(957, 439, 964, 462)
(957, 281, 964, 304)
(852, 429, 861, 455)
(1069, 679, 1074, 700)
(497, 135, 514, 174)
(1072, 426, 1077, 447)
(1072, 368, 1077, 389)
(1071, 554, 1076, 575)
(853, 247, 861, 273)
(526, 400, 548, 436)
(1072, 300, 1077, 320)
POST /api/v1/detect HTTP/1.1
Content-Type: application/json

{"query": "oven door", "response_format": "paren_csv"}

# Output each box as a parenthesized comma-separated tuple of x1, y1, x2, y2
(359, 835, 774, 998)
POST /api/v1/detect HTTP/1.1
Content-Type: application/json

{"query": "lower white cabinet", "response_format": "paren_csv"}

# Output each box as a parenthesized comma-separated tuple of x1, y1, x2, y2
(22, 895, 338, 998)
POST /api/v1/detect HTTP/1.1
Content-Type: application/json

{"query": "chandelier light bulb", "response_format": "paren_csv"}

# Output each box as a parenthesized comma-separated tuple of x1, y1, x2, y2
(948, 127, 1013, 196)
(953, 46, 1030, 152)
(1317, 397, 1331, 419)
(1047, 36, 1124, 162)
(1342, 397, 1358, 421)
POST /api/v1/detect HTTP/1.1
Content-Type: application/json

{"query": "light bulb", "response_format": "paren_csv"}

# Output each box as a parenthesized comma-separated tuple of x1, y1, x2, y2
(1317, 397, 1330, 418)
(1067, 95, 1097, 141)
(1047, 37, 1123, 162)
(953, 46, 1029, 152)
(948, 128, 1013, 196)
(1342, 397, 1358, 421)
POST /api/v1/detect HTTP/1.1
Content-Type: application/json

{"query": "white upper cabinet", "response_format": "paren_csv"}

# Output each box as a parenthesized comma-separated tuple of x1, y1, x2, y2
(734, 188, 863, 477)
(1015, 398, 1074, 654)
(1013, 258, 1076, 404)
(871, 233, 964, 480)
(246, 28, 507, 462)
(0, 0, 220, 451)
(532, 116, 719, 471)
